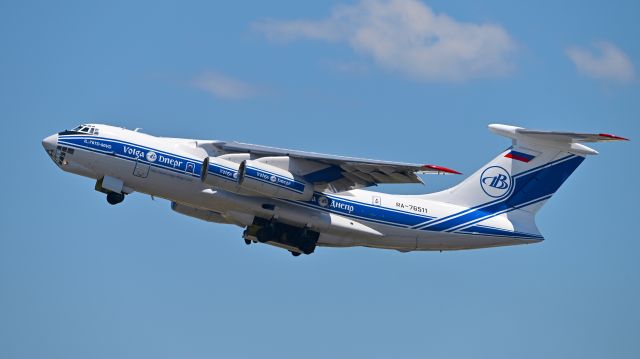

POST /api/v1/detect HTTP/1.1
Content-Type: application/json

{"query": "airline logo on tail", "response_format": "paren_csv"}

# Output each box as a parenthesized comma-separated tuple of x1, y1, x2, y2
(480, 166, 511, 198)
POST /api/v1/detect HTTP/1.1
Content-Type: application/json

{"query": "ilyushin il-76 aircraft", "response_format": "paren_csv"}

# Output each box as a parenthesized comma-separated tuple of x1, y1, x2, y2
(42, 124, 627, 256)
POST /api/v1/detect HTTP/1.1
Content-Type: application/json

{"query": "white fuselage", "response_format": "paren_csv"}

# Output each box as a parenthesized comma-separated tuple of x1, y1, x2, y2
(43, 124, 540, 253)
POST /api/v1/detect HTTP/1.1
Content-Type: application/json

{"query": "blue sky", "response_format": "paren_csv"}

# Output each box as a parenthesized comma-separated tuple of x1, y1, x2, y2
(1, 0, 639, 358)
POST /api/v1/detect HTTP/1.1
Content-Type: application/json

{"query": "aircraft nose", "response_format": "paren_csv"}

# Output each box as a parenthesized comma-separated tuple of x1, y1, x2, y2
(42, 133, 58, 151)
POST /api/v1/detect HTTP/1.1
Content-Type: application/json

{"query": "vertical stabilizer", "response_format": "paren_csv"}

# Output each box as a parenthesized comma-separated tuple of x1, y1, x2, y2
(420, 124, 627, 235)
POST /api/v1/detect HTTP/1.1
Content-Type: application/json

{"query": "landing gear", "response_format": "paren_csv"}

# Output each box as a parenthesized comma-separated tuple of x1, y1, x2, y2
(256, 224, 276, 243)
(244, 238, 251, 245)
(106, 192, 125, 205)
(242, 217, 320, 256)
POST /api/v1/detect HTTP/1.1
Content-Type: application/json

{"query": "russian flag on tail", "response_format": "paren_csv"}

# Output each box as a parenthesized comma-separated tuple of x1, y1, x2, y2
(505, 150, 536, 163)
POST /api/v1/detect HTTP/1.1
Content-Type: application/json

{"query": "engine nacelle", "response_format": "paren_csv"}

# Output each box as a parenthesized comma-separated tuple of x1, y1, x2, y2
(239, 159, 314, 201)
(201, 156, 315, 201)
(201, 156, 242, 192)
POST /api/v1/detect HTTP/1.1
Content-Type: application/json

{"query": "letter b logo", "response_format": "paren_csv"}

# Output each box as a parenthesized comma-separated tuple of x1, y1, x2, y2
(489, 174, 509, 189)
(480, 166, 511, 198)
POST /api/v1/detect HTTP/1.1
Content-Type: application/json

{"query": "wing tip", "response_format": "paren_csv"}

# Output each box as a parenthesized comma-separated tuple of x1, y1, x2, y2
(598, 133, 629, 141)
(422, 164, 462, 175)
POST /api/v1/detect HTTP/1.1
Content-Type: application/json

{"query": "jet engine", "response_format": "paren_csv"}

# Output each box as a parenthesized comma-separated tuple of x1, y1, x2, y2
(201, 156, 314, 201)
(200, 156, 242, 192)
(238, 159, 314, 201)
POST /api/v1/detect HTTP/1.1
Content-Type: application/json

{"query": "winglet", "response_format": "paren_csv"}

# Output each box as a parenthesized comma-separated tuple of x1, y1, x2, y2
(422, 164, 462, 175)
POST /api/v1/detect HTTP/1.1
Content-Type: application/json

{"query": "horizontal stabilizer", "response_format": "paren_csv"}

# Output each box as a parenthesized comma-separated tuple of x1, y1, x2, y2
(489, 124, 629, 156)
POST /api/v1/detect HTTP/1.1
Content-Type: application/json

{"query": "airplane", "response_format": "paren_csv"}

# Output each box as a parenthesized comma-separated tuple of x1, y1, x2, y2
(42, 123, 627, 256)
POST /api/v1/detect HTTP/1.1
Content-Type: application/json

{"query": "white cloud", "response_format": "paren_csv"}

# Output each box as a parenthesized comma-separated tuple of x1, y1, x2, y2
(566, 41, 635, 83)
(253, 0, 517, 81)
(191, 71, 259, 99)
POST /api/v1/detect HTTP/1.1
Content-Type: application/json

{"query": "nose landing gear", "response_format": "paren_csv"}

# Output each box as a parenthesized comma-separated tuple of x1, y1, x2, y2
(95, 177, 126, 205)
(106, 191, 125, 205)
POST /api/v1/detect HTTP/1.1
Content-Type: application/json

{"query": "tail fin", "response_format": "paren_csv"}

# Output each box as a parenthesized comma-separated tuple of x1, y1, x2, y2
(423, 124, 627, 236)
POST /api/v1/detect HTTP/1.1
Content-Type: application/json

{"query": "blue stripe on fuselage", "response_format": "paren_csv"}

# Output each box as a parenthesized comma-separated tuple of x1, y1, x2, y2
(298, 193, 435, 227)
(459, 225, 544, 239)
(58, 135, 203, 177)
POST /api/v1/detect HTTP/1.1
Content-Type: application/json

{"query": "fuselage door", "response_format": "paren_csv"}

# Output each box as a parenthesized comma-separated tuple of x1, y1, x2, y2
(133, 158, 150, 178)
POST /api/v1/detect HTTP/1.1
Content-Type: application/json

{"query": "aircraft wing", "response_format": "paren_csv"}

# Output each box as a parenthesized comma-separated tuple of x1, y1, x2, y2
(207, 141, 460, 192)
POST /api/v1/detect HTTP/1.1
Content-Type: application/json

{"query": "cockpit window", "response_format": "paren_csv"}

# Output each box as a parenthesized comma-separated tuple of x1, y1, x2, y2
(68, 124, 99, 135)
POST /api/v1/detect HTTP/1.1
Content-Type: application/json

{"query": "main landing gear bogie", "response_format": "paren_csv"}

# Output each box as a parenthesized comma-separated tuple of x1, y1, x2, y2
(242, 218, 320, 257)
